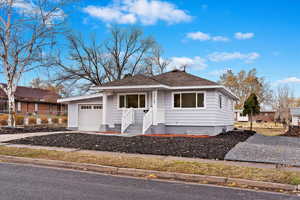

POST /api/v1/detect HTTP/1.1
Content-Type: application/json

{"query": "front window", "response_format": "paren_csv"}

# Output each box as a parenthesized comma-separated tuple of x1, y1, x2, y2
(119, 94, 146, 109)
(173, 92, 205, 108)
(219, 95, 222, 109)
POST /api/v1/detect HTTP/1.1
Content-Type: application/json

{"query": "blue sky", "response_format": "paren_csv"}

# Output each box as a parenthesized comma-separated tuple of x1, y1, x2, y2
(20, 0, 300, 96)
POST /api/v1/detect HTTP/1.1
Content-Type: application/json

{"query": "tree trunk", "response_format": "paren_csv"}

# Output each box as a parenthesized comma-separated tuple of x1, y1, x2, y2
(7, 88, 16, 127)
(249, 113, 253, 131)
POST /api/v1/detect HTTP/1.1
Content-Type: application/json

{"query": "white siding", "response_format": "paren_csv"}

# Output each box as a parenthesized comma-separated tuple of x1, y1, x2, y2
(292, 116, 300, 126)
(214, 92, 235, 126)
(68, 103, 78, 128)
(67, 98, 102, 129)
(108, 92, 152, 125)
(164, 89, 235, 126)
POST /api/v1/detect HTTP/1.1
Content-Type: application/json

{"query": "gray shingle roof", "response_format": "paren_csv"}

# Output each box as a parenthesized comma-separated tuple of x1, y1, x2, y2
(101, 70, 219, 87)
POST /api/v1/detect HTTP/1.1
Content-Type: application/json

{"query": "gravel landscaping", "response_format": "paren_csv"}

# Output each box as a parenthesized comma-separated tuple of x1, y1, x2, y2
(7, 130, 254, 160)
(0, 126, 69, 135)
(282, 126, 300, 137)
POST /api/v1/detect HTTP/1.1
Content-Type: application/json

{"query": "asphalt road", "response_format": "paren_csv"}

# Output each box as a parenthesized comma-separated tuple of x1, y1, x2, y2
(0, 163, 298, 200)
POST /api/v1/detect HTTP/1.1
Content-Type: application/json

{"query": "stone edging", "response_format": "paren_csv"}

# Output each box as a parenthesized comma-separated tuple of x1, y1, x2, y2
(0, 155, 298, 192)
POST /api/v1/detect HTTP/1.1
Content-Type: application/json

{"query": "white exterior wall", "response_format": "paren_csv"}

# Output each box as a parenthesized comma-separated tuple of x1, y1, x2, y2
(292, 116, 300, 126)
(214, 92, 235, 126)
(67, 89, 235, 130)
(108, 91, 152, 125)
(68, 103, 78, 128)
(235, 111, 249, 122)
(67, 98, 102, 129)
(164, 89, 234, 126)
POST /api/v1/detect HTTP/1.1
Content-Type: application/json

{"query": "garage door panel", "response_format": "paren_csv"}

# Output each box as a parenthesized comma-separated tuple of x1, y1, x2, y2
(79, 104, 102, 131)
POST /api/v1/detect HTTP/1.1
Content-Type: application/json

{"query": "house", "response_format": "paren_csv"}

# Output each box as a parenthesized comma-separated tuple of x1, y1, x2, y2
(291, 107, 300, 126)
(234, 110, 248, 122)
(58, 70, 238, 136)
(0, 85, 67, 116)
(234, 105, 276, 123)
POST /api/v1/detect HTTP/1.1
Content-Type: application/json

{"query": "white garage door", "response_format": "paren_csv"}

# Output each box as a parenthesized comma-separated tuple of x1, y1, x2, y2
(78, 104, 102, 131)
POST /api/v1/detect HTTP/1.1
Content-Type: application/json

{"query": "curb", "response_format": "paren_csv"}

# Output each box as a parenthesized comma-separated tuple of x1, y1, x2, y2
(0, 155, 298, 192)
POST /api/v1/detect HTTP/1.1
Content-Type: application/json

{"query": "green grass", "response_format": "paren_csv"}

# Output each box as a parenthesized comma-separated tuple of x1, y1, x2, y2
(0, 145, 299, 185)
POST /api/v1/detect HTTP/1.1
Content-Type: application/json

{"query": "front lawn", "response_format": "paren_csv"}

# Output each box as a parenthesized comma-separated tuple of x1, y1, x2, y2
(8, 130, 254, 160)
(0, 145, 299, 187)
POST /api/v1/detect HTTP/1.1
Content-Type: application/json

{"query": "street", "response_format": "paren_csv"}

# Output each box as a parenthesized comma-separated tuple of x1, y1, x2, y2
(0, 163, 297, 200)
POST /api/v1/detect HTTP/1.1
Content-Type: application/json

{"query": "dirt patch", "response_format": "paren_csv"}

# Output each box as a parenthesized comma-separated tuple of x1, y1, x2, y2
(283, 126, 300, 137)
(0, 126, 69, 135)
(8, 130, 254, 160)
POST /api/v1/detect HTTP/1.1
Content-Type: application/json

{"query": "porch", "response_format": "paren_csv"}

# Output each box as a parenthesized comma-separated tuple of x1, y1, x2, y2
(100, 89, 165, 134)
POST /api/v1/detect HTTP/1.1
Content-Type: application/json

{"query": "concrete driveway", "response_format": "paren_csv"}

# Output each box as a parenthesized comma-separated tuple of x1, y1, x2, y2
(225, 134, 300, 166)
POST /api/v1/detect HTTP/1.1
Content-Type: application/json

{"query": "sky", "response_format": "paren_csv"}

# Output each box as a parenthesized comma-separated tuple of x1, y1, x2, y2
(19, 0, 300, 96)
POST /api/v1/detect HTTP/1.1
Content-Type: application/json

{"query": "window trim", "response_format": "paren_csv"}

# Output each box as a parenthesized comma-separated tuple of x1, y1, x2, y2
(117, 93, 147, 110)
(172, 91, 206, 109)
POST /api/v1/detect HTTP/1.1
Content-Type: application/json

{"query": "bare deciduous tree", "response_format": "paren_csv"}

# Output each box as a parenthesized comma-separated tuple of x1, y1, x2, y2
(0, 0, 68, 126)
(273, 85, 294, 128)
(219, 69, 272, 109)
(53, 26, 167, 92)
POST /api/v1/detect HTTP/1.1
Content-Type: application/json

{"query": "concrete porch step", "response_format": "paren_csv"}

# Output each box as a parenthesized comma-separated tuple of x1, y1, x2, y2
(125, 124, 143, 134)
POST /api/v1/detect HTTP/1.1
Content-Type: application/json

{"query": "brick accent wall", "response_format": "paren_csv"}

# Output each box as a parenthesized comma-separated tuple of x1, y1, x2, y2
(15, 101, 67, 115)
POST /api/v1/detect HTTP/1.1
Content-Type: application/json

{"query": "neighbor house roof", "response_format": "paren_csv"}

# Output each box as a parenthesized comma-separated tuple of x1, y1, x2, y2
(0, 85, 61, 103)
(291, 108, 300, 116)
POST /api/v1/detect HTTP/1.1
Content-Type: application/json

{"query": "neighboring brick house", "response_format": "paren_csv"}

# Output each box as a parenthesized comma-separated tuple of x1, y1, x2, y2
(0, 85, 67, 115)
(234, 105, 276, 123)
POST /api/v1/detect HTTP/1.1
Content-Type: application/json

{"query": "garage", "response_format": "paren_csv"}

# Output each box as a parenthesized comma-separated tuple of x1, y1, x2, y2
(78, 104, 103, 131)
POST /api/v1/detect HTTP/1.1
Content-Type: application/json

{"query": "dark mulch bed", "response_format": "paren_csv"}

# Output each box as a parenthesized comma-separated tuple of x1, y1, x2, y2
(8, 130, 255, 160)
(282, 126, 300, 137)
(0, 126, 69, 135)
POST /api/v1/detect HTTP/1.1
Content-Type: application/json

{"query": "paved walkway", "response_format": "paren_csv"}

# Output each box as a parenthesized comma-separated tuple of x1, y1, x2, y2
(0, 131, 75, 143)
(225, 134, 300, 166)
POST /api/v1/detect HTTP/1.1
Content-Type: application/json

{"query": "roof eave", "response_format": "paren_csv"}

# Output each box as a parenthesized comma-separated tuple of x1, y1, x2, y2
(58, 93, 103, 103)
(92, 84, 238, 100)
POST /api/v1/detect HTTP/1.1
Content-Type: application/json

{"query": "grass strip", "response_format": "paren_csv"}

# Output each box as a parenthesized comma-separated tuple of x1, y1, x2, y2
(0, 145, 299, 185)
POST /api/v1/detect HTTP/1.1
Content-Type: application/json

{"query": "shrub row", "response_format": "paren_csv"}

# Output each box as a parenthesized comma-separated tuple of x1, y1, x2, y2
(0, 115, 67, 126)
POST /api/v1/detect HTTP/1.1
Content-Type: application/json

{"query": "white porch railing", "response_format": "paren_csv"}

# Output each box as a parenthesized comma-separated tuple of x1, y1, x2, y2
(143, 107, 153, 134)
(121, 108, 135, 133)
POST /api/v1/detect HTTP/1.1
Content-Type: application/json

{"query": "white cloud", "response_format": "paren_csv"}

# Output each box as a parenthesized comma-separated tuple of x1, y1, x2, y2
(207, 52, 260, 63)
(168, 56, 207, 71)
(212, 36, 229, 42)
(234, 32, 254, 40)
(83, 6, 136, 24)
(9, 0, 65, 25)
(83, 0, 191, 25)
(186, 32, 210, 41)
(278, 77, 300, 84)
(186, 32, 229, 42)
